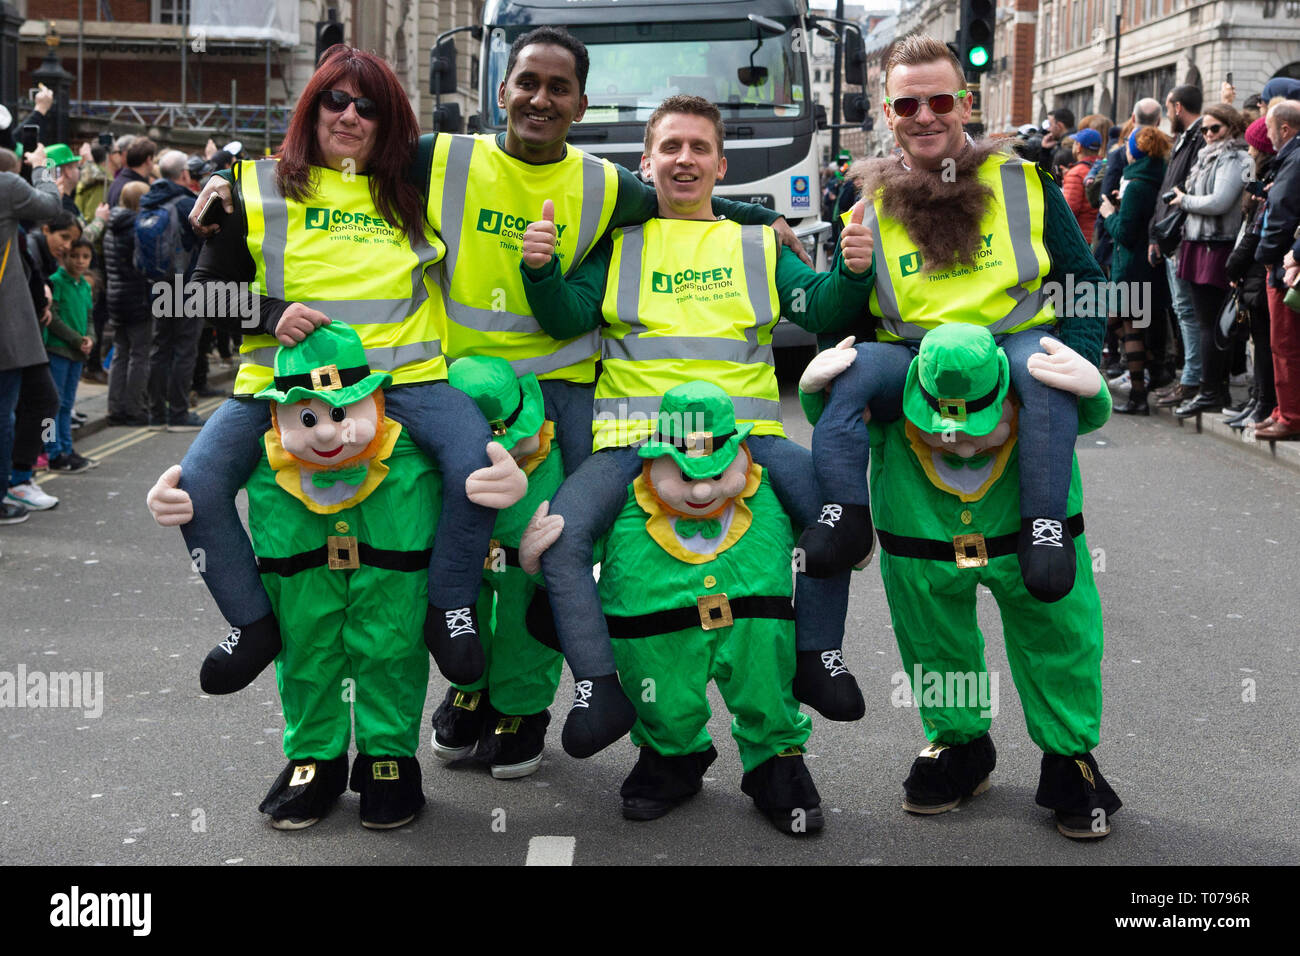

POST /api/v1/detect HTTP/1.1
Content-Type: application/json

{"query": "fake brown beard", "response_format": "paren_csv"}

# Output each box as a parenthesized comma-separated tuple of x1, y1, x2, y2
(851, 137, 1011, 272)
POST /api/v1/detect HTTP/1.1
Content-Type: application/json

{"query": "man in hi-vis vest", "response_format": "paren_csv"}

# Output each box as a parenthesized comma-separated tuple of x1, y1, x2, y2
(794, 34, 1107, 608)
(519, 95, 876, 759)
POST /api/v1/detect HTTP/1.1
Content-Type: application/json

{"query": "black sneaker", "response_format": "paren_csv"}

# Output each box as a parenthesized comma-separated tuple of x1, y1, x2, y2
(484, 710, 551, 780)
(106, 414, 148, 427)
(48, 454, 92, 474)
(902, 734, 996, 814)
(430, 687, 488, 762)
(68, 451, 99, 470)
(424, 603, 485, 685)
(792, 649, 866, 721)
(0, 501, 30, 525)
(167, 412, 205, 432)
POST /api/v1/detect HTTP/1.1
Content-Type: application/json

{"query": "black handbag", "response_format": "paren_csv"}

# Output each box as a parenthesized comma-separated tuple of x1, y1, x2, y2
(1151, 208, 1187, 256)
(1214, 289, 1249, 350)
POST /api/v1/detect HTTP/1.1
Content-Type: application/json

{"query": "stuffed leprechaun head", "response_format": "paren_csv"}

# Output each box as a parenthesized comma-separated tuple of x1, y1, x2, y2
(447, 355, 546, 464)
(638, 381, 754, 520)
(904, 324, 1015, 460)
(255, 321, 392, 472)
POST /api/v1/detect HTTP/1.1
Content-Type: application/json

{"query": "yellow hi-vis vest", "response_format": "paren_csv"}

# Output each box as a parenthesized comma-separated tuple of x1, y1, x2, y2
(848, 152, 1056, 343)
(234, 159, 446, 396)
(595, 218, 784, 450)
(425, 134, 618, 382)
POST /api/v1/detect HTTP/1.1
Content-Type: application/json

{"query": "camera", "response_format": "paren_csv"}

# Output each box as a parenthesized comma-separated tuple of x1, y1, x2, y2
(1161, 189, 1177, 203)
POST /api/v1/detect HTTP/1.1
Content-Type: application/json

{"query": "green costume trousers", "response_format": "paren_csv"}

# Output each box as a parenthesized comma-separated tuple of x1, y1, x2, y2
(454, 565, 563, 716)
(879, 533, 1103, 755)
(612, 620, 811, 773)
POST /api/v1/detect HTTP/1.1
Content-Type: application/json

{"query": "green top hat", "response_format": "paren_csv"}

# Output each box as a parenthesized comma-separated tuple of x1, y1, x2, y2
(638, 381, 753, 480)
(44, 143, 78, 167)
(254, 321, 390, 407)
(903, 324, 1010, 437)
(447, 356, 544, 451)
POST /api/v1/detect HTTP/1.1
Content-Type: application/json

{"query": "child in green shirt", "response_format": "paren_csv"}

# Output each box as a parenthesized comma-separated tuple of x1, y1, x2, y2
(44, 238, 96, 472)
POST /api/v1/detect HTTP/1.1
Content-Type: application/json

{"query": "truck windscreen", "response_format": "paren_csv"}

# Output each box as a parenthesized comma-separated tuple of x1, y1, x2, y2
(483, 19, 807, 129)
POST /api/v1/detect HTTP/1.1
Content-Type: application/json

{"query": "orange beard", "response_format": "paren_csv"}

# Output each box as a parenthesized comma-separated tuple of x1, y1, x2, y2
(271, 391, 388, 471)
(641, 445, 753, 520)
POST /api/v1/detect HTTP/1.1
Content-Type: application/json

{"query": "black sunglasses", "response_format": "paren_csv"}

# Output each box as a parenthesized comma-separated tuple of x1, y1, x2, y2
(319, 89, 378, 120)
(1204, 123, 1224, 134)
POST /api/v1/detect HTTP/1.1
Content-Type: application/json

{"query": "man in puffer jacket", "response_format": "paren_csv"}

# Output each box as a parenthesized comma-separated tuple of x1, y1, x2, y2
(103, 180, 152, 426)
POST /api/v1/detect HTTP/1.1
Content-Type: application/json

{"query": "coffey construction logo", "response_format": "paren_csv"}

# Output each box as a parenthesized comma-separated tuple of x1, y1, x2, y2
(304, 207, 398, 236)
(476, 207, 568, 241)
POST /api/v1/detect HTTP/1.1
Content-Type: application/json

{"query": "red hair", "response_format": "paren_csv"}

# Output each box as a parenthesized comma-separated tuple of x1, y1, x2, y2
(275, 46, 425, 244)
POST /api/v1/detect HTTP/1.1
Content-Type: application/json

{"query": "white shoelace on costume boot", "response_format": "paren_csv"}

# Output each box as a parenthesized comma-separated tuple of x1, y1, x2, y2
(1031, 518, 1064, 548)
(818, 504, 843, 527)
(445, 607, 476, 638)
(820, 649, 849, 677)
(571, 680, 593, 709)
(219, 627, 242, 654)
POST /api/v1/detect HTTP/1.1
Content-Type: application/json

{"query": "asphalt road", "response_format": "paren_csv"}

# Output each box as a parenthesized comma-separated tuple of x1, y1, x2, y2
(2, 387, 1298, 867)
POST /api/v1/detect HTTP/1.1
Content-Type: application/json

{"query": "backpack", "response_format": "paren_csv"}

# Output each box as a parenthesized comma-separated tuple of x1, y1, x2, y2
(133, 195, 188, 280)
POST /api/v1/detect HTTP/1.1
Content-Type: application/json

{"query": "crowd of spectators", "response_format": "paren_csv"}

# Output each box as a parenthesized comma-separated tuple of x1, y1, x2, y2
(1, 86, 243, 528)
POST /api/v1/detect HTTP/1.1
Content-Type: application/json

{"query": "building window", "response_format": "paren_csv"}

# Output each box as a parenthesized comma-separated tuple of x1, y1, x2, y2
(1120, 63, 1177, 119)
(155, 0, 191, 25)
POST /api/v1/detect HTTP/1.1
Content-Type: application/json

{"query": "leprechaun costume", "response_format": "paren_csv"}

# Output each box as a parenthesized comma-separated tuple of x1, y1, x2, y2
(801, 324, 1122, 838)
(431, 356, 565, 779)
(597, 382, 821, 835)
(245, 323, 439, 829)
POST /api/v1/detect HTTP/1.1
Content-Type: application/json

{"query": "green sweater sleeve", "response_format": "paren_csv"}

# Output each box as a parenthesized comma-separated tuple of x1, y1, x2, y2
(608, 166, 781, 230)
(519, 236, 613, 339)
(774, 246, 872, 335)
(1039, 165, 1107, 367)
(1078, 382, 1113, 434)
(798, 386, 826, 426)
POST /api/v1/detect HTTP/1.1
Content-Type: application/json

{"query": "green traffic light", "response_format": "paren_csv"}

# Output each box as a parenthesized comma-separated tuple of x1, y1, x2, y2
(968, 46, 989, 68)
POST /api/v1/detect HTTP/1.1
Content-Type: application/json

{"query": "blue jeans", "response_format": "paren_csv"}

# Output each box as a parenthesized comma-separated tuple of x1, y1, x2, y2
(0, 367, 22, 489)
(44, 355, 82, 459)
(814, 326, 1077, 520)
(178, 382, 495, 628)
(541, 436, 850, 678)
(539, 379, 595, 479)
(1166, 256, 1200, 386)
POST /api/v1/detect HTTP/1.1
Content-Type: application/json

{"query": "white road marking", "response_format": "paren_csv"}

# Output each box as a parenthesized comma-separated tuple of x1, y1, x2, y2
(525, 835, 576, 866)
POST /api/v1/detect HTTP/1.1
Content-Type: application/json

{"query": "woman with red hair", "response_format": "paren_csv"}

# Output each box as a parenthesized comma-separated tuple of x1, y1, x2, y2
(158, 46, 520, 829)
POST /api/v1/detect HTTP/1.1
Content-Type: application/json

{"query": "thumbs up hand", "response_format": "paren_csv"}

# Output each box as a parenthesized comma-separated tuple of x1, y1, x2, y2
(146, 465, 195, 527)
(522, 199, 558, 270)
(840, 200, 874, 275)
(466, 441, 529, 509)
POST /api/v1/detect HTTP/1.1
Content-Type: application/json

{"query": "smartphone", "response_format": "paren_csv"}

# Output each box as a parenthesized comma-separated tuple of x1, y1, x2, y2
(196, 191, 223, 226)
(1227, 72, 1234, 86)
(98, 132, 113, 148)
(19, 124, 40, 153)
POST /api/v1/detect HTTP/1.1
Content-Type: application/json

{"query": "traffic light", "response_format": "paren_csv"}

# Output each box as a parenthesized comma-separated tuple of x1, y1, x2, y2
(315, 10, 345, 65)
(958, 0, 995, 74)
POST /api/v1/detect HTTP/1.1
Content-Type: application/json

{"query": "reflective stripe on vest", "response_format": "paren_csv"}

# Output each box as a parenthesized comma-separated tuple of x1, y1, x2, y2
(234, 159, 446, 394)
(595, 219, 783, 450)
(860, 153, 1054, 343)
(428, 134, 618, 381)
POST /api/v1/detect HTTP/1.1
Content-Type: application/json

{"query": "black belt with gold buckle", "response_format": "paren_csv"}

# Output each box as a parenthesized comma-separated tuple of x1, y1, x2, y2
(876, 514, 1084, 568)
(606, 594, 794, 640)
(257, 539, 432, 576)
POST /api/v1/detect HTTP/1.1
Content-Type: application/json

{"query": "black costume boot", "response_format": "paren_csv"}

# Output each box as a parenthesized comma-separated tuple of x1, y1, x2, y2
(741, 749, 823, 836)
(560, 674, 637, 759)
(199, 613, 282, 694)
(902, 734, 996, 814)
(1018, 516, 1076, 603)
(620, 745, 718, 820)
(430, 687, 489, 762)
(350, 755, 425, 829)
(792, 649, 865, 721)
(482, 709, 551, 780)
(795, 502, 874, 578)
(259, 754, 348, 830)
(1035, 751, 1122, 839)
(424, 603, 485, 685)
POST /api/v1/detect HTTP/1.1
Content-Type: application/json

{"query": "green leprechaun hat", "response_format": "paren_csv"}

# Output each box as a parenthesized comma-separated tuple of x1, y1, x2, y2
(639, 381, 753, 480)
(254, 321, 391, 407)
(43, 143, 79, 167)
(903, 324, 1010, 437)
(447, 355, 544, 451)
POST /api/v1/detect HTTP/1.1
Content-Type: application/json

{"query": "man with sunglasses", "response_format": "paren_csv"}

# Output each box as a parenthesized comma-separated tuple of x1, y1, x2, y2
(797, 33, 1106, 610)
